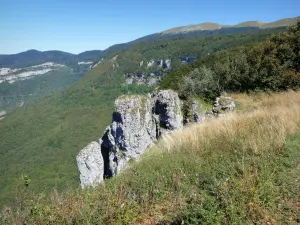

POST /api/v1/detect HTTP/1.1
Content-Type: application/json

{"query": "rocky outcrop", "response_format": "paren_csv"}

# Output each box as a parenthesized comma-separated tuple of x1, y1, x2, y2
(147, 60, 155, 68)
(212, 96, 236, 115)
(76, 142, 104, 188)
(0, 110, 6, 120)
(152, 90, 182, 132)
(100, 90, 182, 178)
(191, 101, 202, 123)
(76, 91, 236, 188)
(76, 90, 183, 187)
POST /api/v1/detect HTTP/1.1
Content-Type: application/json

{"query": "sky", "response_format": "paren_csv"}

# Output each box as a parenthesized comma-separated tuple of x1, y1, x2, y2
(0, 0, 299, 54)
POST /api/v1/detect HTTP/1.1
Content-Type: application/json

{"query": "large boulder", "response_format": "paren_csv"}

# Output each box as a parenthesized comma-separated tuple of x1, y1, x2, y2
(76, 142, 104, 188)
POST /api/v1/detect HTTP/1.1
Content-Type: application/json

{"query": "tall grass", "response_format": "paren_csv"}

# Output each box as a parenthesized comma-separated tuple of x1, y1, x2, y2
(2, 91, 300, 224)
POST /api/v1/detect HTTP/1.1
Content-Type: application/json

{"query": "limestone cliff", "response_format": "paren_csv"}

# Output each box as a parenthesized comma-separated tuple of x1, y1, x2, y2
(76, 92, 235, 187)
(77, 90, 182, 187)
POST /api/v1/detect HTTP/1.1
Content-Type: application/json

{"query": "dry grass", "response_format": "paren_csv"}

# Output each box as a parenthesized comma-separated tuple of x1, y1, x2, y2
(158, 91, 300, 154)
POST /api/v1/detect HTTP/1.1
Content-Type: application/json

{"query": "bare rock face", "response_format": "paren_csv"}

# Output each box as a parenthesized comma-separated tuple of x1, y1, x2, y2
(100, 90, 182, 178)
(76, 90, 183, 187)
(76, 142, 104, 188)
(100, 95, 157, 177)
(152, 90, 183, 135)
(75, 91, 237, 188)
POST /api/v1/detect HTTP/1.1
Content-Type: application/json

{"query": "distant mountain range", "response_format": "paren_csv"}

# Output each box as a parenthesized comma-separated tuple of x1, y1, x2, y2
(161, 16, 300, 34)
(0, 16, 299, 69)
(0, 50, 104, 68)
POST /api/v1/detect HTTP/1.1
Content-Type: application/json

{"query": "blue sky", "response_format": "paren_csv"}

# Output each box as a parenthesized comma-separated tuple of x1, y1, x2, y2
(0, 0, 299, 54)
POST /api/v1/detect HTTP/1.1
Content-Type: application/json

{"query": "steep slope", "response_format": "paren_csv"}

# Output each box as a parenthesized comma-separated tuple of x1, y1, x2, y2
(3, 91, 300, 224)
(0, 63, 91, 112)
(0, 28, 285, 206)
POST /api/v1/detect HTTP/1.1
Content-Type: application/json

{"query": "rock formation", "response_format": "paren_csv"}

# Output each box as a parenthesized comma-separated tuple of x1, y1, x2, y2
(77, 90, 182, 187)
(100, 90, 182, 178)
(76, 91, 236, 188)
(212, 96, 236, 115)
(76, 142, 104, 188)
(0, 110, 6, 120)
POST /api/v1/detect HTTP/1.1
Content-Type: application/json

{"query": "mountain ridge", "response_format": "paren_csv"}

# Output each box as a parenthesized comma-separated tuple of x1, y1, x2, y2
(161, 16, 300, 34)
(1, 16, 298, 69)
(0, 50, 104, 68)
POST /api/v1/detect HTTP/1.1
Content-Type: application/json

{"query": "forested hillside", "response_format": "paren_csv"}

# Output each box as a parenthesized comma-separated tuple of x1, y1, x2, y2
(160, 22, 300, 101)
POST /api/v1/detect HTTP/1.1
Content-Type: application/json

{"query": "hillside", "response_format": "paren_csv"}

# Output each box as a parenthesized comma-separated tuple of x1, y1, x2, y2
(2, 91, 300, 224)
(0, 28, 283, 206)
(160, 21, 300, 103)
(0, 62, 92, 112)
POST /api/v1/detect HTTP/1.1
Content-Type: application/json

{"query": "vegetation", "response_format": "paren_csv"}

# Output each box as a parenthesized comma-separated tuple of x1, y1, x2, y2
(160, 21, 300, 101)
(2, 91, 300, 224)
(0, 28, 282, 206)
(0, 65, 89, 112)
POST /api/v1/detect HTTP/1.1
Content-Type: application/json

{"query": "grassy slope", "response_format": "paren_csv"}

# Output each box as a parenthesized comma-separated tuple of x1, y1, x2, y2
(0, 29, 283, 206)
(2, 91, 300, 224)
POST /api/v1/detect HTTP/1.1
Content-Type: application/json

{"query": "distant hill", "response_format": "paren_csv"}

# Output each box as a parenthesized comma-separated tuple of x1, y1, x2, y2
(161, 16, 300, 34)
(0, 50, 104, 68)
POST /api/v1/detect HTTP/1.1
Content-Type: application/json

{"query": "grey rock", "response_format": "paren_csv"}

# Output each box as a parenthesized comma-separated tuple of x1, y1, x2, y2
(212, 96, 235, 115)
(152, 90, 183, 132)
(148, 77, 159, 86)
(0, 110, 6, 120)
(126, 78, 133, 85)
(100, 90, 182, 178)
(165, 59, 171, 68)
(76, 142, 104, 188)
(190, 101, 204, 123)
(147, 60, 155, 68)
